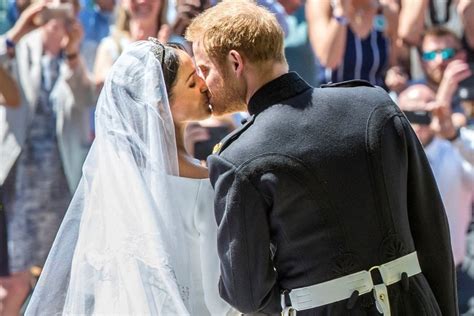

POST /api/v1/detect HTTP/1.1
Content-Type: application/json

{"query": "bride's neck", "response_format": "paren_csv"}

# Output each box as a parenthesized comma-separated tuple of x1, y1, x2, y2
(175, 123, 189, 158)
(175, 123, 208, 179)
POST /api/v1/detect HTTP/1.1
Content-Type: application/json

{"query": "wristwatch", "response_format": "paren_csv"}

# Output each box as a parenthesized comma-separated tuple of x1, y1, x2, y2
(330, 0, 348, 25)
(447, 127, 461, 142)
(333, 15, 349, 25)
(5, 38, 15, 58)
(5, 38, 15, 49)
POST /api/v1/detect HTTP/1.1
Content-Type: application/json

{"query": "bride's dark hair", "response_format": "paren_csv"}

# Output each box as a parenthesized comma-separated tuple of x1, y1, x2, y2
(149, 38, 186, 99)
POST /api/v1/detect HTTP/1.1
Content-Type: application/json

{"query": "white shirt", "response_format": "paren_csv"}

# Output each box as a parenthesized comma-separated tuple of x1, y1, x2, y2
(425, 137, 474, 265)
(453, 127, 474, 165)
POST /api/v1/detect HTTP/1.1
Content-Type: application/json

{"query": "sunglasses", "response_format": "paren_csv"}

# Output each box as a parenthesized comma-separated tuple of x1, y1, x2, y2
(421, 48, 457, 62)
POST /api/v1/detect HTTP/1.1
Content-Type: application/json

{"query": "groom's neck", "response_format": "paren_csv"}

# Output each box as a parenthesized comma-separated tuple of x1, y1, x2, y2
(244, 61, 289, 105)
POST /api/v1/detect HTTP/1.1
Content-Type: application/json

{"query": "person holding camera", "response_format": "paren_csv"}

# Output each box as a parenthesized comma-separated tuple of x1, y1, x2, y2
(419, 26, 472, 126)
(399, 83, 474, 313)
(0, 0, 94, 313)
(93, 0, 170, 90)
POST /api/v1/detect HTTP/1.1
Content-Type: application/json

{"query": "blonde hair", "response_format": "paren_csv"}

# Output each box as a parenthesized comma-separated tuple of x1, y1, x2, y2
(185, 0, 286, 65)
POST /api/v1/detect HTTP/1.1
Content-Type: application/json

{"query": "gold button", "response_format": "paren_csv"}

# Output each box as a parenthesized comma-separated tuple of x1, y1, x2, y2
(379, 293, 385, 301)
(212, 143, 222, 154)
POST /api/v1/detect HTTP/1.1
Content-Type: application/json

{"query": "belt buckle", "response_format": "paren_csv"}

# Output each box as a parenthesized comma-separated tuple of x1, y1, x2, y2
(369, 265, 385, 284)
(282, 306, 297, 316)
(369, 265, 391, 315)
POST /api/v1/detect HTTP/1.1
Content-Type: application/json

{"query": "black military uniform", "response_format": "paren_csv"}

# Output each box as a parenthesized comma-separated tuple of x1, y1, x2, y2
(208, 72, 457, 315)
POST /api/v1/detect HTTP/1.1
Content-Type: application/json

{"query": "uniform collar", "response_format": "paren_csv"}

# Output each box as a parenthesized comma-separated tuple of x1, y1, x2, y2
(248, 72, 312, 116)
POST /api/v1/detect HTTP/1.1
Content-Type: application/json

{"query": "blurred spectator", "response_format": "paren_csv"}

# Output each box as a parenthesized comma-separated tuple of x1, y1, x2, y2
(0, 54, 19, 304)
(306, 0, 400, 90)
(6, 0, 30, 27)
(278, 0, 299, 14)
(397, 0, 473, 47)
(0, 0, 94, 313)
(257, 0, 288, 36)
(185, 115, 236, 163)
(397, 0, 473, 81)
(458, 0, 474, 53)
(399, 84, 474, 313)
(0, 64, 20, 106)
(0, 187, 8, 278)
(419, 26, 472, 128)
(93, 0, 169, 88)
(163, 0, 210, 52)
(79, 0, 116, 71)
(210, 0, 288, 36)
(0, 0, 10, 34)
(391, 0, 426, 87)
(464, 98, 474, 126)
(397, 0, 427, 47)
(79, 0, 116, 143)
(281, 0, 319, 87)
(171, 0, 209, 37)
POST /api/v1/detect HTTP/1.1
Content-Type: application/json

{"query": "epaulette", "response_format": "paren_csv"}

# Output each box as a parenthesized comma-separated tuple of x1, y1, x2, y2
(212, 115, 255, 155)
(321, 79, 375, 88)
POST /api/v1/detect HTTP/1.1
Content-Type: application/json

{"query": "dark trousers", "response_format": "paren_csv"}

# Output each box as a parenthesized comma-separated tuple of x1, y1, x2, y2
(0, 185, 9, 276)
(458, 264, 474, 314)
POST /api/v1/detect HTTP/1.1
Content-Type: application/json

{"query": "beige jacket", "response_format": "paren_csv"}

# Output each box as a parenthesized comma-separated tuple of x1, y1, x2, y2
(0, 30, 95, 192)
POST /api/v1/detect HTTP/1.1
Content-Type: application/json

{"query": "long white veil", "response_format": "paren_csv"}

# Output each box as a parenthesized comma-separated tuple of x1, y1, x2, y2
(26, 41, 191, 315)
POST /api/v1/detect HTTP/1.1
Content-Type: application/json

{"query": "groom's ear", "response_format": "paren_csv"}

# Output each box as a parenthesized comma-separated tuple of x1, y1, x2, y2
(228, 50, 244, 76)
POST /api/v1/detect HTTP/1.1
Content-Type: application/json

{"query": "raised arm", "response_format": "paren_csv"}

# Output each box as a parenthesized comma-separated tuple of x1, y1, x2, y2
(306, 0, 348, 69)
(0, 2, 45, 106)
(458, 0, 474, 50)
(397, 0, 428, 46)
(61, 19, 95, 108)
(5, 1, 46, 46)
(0, 66, 20, 107)
(0, 1, 45, 64)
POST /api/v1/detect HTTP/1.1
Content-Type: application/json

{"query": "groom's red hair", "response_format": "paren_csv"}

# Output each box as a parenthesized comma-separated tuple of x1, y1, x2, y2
(185, 0, 286, 66)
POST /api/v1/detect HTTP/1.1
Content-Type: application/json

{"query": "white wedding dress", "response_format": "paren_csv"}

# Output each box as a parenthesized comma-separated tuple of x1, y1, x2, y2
(25, 40, 232, 315)
(166, 176, 230, 315)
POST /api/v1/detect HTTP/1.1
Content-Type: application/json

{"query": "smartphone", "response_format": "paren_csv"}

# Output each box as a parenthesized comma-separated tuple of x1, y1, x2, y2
(403, 110, 433, 125)
(458, 63, 474, 101)
(34, 3, 74, 25)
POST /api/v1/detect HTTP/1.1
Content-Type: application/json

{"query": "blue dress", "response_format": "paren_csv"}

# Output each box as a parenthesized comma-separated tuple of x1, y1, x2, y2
(319, 16, 390, 88)
(4, 54, 71, 273)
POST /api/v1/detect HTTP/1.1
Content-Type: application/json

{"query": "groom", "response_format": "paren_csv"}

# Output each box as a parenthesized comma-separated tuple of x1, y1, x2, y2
(186, 1, 457, 315)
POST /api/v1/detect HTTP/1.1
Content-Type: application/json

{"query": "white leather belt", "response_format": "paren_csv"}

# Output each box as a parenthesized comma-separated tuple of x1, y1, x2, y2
(282, 251, 421, 316)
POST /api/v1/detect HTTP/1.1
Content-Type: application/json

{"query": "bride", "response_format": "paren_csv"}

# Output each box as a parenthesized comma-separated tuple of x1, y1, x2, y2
(25, 38, 231, 315)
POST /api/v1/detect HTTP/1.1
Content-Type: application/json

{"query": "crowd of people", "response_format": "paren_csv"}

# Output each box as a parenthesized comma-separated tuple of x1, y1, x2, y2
(0, 0, 473, 314)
